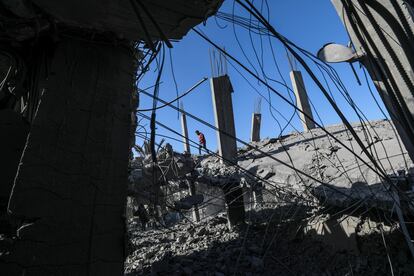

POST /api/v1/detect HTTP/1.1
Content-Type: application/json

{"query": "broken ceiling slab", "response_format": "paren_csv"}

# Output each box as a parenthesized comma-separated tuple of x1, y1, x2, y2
(30, 0, 223, 40)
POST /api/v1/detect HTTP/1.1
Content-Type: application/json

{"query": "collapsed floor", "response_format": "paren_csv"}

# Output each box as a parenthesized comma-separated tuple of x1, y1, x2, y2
(125, 120, 414, 275)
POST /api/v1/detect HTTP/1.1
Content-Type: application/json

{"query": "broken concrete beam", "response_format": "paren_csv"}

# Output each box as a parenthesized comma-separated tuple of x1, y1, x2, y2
(188, 180, 201, 222)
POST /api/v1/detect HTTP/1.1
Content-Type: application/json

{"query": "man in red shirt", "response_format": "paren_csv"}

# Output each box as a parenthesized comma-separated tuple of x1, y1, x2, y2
(195, 130, 206, 155)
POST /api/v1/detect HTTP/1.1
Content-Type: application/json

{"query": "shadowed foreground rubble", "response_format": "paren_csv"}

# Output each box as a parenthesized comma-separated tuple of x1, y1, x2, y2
(125, 206, 414, 275)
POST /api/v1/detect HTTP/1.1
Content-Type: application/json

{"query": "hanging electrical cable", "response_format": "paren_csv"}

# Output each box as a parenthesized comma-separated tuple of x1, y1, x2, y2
(233, 0, 389, 179)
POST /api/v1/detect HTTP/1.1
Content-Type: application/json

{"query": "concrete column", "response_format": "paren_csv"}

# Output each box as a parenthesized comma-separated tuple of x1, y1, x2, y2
(210, 75, 237, 163)
(222, 181, 245, 229)
(250, 113, 261, 142)
(290, 70, 315, 132)
(331, 0, 414, 162)
(180, 109, 191, 154)
(188, 180, 200, 222)
(3, 39, 133, 275)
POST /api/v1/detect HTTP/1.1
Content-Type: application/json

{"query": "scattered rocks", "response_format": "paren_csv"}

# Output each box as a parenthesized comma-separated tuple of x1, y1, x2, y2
(125, 204, 414, 276)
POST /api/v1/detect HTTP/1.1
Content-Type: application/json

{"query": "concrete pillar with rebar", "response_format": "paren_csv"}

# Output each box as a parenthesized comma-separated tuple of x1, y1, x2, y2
(210, 75, 237, 163)
(251, 113, 261, 142)
(188, 180, 200, 222)
(180, 102, 191, 154)
(290, 70, 315, 132)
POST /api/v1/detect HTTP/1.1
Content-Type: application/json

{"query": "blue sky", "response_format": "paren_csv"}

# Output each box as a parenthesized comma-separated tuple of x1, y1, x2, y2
(136, 0, 387, 154)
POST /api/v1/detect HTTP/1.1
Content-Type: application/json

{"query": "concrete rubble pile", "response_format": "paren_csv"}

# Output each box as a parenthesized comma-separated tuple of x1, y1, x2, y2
(126, 120, 414, 275)
(125, 206, 414, 275)
(127, 143, 244, 227)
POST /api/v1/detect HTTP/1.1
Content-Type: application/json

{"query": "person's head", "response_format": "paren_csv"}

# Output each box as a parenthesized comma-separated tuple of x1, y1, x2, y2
(195, 130, 200, 135)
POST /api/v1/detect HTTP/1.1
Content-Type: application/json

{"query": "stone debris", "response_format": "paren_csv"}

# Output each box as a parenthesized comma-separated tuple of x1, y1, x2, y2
(125, 206, 414, 275)
(125, 120, 414, 275)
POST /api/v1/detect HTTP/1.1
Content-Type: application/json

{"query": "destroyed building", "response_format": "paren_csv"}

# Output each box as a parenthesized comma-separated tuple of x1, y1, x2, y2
(2, 0, 414, 276)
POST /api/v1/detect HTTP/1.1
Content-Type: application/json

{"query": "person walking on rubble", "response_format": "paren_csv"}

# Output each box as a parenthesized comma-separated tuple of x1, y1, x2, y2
(195, 130, 206, 155)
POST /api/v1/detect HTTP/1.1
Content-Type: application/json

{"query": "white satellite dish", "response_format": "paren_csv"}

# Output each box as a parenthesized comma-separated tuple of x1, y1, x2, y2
(317, 43, 358, 63)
